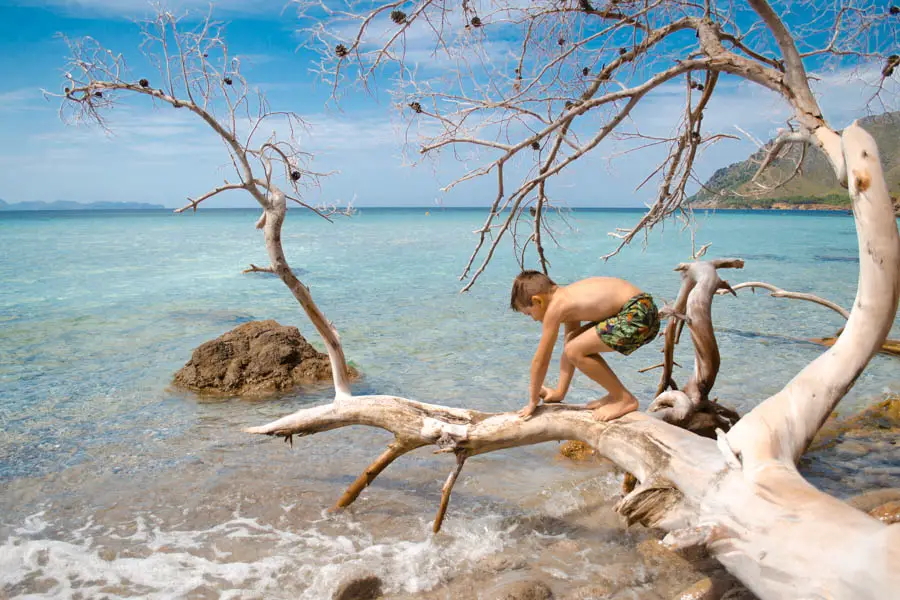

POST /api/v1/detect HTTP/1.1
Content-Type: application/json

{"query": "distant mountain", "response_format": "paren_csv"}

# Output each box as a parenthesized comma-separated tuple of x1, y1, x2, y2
(0, 200, 165, 211)
(691, 112, 900, 210)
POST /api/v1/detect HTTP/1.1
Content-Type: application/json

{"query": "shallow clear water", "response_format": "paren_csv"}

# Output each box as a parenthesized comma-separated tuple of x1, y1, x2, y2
(1, 208, 897, 598)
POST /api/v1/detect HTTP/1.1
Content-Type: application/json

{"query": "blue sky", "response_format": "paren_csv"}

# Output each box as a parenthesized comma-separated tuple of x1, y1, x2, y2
(0, 0, 896, 208)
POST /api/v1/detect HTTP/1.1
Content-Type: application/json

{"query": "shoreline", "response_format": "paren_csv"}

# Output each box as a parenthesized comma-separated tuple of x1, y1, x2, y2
(692, 203, 850, 212)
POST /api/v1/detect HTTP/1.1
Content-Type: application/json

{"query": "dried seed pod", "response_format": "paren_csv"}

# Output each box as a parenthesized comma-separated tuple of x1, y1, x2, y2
(531, 141, 540, 150)
(335, 44, 349, 58)
(471, 16, 482, 27)
(883, 55, 900, 77)
(291, 171, 301, 181)
(390, 10, 407, 24)
(139, 78, 149, 88)
(223, 76, 233, 85)
(409, 101, 423, 113)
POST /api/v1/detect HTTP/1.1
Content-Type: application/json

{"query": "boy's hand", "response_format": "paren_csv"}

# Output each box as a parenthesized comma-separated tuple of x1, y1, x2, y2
(540, 386, 565, 404)
(518, 400, 539, 420)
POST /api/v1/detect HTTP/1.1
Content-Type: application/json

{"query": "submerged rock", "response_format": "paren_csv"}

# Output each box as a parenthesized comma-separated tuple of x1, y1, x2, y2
(487, 577, 554, 600)
(809, 395, 900, 451)
(332, 574, 382, 600)
(558, 440, 596, 461)
(173, 320, 358, 396)
(869, 500, 900, 524)
(846, 488, 900, 513)
(671, 575, 748, 600)
(562, 583, 612, 600)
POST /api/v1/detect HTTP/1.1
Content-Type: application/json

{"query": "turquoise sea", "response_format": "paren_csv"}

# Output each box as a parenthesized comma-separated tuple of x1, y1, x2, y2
(1, 208, 898, 598)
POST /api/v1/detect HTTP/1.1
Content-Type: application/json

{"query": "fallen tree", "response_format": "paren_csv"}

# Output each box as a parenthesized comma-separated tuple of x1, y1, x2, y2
(249, 122, 899, 599)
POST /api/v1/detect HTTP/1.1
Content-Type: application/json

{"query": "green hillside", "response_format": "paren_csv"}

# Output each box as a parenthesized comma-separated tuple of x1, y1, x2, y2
(691, 112, 900, 209)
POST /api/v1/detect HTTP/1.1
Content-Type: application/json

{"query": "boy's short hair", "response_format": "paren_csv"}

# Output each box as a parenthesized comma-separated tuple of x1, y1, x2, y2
(510, 270, 556, 311)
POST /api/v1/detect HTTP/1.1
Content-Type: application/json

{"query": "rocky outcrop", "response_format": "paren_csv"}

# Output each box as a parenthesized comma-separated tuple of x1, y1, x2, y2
(173, 320, 357, 396)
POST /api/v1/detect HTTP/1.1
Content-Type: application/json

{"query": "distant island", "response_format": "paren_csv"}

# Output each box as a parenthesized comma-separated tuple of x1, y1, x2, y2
(691, 111, 899, 211)
(0, 199, 165, 211)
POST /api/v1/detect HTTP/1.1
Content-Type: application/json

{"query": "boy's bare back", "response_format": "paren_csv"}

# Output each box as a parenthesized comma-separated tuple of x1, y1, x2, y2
(546, 277, 643, 325)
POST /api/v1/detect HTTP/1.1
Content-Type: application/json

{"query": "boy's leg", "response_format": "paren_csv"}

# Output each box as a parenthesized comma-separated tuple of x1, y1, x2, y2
(564, 329, 639, 421)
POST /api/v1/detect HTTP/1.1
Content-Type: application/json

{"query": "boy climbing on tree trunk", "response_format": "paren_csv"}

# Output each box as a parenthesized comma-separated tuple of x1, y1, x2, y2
(510, 270, 660, 420)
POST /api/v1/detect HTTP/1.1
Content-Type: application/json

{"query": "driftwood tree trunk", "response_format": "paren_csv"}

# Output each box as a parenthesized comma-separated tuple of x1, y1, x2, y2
(647, 259, 742, 431)
(248, 122, 900, 599)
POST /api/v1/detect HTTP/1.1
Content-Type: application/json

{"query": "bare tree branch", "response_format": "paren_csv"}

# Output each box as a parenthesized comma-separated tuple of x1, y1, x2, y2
(724, 280, 851, 319)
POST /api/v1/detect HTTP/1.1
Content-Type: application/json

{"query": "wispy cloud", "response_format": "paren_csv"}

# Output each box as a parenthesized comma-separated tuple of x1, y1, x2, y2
(0, 88, 50, 112)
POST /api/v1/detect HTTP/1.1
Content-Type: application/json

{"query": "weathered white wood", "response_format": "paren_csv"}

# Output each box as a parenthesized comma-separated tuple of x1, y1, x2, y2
(260, 189, 353, 397)
(727, 123, 900, 467)
(649, 259, 742, 429)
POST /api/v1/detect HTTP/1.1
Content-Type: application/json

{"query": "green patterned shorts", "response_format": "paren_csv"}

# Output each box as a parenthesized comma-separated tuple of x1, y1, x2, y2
(593, 293, 660, 355)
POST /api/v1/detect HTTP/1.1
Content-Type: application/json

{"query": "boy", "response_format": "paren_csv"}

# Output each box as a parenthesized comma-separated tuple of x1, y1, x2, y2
(510, 270, 660, 421)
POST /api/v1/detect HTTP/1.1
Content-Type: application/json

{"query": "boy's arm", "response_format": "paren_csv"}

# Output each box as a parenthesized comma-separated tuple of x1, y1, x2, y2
(520, 317, 560, 419)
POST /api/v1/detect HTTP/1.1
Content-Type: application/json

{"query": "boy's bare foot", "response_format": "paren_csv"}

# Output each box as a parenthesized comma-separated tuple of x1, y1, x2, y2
(592, 394, 638, 421)
(585, 394, 611, 409)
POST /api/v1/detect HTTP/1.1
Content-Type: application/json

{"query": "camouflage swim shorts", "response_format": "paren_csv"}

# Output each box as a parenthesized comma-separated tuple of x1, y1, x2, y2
(593, 293, 660, 355)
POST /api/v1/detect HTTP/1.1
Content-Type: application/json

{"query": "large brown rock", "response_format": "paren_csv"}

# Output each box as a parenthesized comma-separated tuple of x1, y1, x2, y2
(173, 320, 357, 396)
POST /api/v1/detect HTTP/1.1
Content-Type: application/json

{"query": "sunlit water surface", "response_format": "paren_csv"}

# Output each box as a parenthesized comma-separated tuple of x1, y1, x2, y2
(1, 208, 897, 598)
